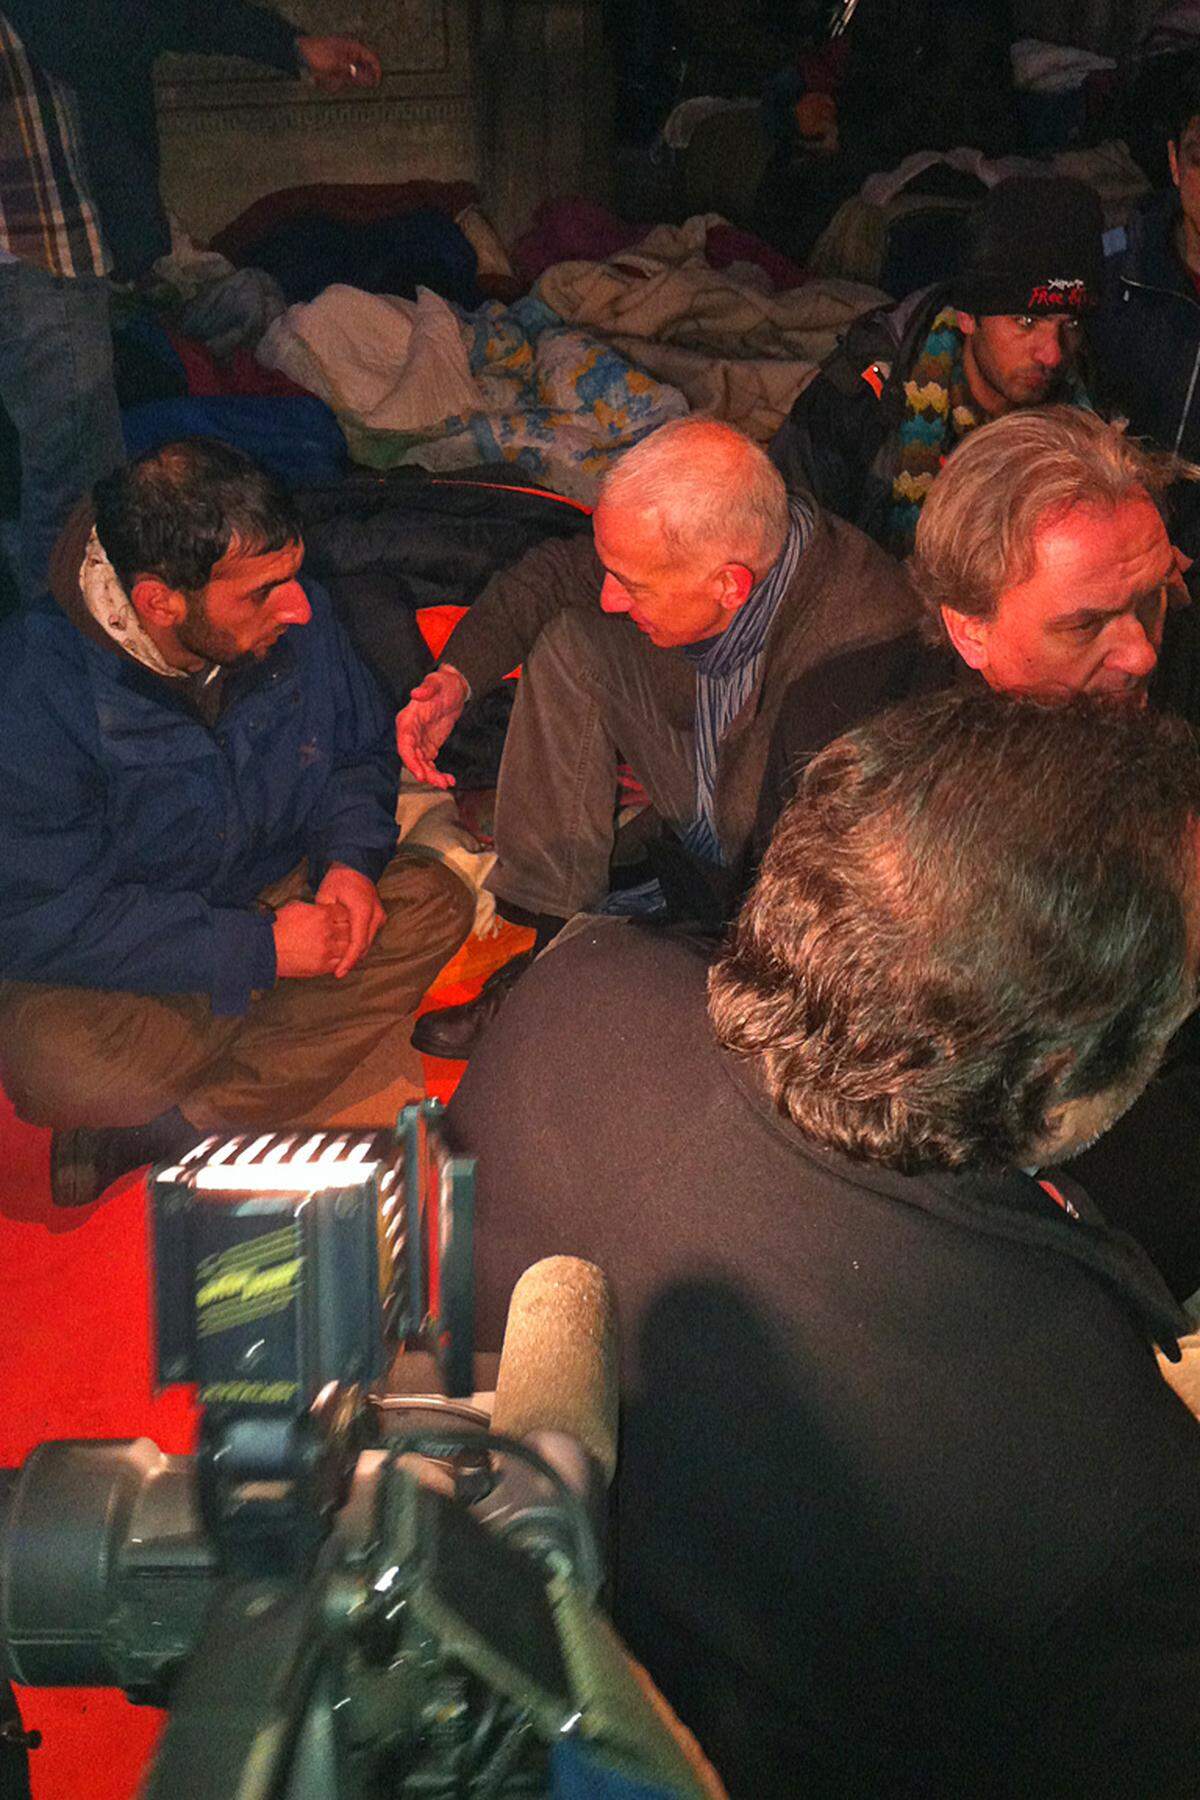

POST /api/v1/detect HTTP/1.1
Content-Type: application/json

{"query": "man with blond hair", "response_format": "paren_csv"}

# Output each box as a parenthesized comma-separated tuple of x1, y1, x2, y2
(757, 403, 1200, 1294)
(396, 417, 917, 1058)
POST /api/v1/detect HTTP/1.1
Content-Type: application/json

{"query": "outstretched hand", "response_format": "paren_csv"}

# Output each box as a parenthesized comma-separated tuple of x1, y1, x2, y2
(296, 35, 382, 92)
(395, 665, 470, 789)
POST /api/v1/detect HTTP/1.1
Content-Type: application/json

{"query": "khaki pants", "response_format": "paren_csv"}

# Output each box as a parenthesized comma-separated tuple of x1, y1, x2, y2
(489, 608, 698, 919)
(0, 851, 474, 1133)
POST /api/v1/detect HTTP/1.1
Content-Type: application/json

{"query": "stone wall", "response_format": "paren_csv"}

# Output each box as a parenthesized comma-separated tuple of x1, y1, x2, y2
(156, 0, 612, 248)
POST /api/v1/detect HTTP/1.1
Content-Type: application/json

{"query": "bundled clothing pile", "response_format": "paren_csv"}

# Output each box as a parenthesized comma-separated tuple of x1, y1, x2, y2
(259, 288, 689, 503)
(533, 215, 889, 443)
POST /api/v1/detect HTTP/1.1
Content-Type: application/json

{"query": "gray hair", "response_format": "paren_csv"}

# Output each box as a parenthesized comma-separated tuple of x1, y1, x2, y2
(910, 407, 1185, 638)
(599, 418, 790, 576)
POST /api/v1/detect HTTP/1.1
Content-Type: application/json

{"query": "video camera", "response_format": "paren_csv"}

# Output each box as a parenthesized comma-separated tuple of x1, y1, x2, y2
(0, 1105, 713, 1800)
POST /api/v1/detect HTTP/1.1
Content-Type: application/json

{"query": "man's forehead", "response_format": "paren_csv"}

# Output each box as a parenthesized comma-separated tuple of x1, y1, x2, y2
(1003, 495, 1172, 612)
(593, 502, 669, 568)
(209, 537, 304, 585)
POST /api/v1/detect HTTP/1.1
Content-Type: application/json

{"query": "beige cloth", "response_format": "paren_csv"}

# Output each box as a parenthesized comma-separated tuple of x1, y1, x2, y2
(534, 226, 886, 442)
(396, 774, 499, 935)
(257, 282, 482, 434)
(79, 526, 191, 680)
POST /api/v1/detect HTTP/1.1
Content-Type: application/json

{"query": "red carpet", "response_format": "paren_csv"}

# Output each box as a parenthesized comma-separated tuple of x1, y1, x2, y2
(0, 1091, 193, 1799)
(0, 920, 527, 1798)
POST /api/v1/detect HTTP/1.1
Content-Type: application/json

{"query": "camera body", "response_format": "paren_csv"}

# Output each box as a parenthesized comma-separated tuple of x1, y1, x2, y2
(1, 1111, 711, 1799)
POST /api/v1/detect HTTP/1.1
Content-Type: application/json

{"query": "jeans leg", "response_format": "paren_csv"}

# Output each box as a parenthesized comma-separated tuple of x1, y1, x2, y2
(489, 609, 697, 917)
(0, 262, 123, 605)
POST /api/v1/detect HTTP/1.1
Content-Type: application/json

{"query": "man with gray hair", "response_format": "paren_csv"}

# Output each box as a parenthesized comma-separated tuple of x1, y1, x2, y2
(756, 403, 1200, 1296)
(396, 418, 917, 1058)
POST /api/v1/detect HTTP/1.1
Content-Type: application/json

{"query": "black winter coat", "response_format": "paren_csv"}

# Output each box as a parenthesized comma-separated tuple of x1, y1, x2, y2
(449, 923, 1200, 1800)
(769, 284, 950, 548)
(1092, 188, 1200, 556)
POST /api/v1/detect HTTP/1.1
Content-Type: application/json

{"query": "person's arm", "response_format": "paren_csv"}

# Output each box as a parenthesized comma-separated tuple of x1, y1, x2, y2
(395, 531, 603, 785)
(439, 529, 604, 697)
(299, 586, 401, 888)
(770, 369, 882, 529)
(4, 1, 378, 90)
(0, 687, 276, 1017)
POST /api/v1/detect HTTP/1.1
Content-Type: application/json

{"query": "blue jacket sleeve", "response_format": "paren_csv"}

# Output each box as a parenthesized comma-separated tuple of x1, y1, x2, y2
(0, 624, 275, 1016)
(300, 588, 401, 888)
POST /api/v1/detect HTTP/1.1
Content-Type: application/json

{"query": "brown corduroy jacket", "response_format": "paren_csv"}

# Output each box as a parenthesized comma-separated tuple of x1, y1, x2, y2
(439, 504, 920, 878)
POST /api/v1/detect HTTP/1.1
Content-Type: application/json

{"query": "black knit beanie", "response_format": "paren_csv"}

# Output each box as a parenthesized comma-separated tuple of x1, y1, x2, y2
(951, 175, 1104, 317)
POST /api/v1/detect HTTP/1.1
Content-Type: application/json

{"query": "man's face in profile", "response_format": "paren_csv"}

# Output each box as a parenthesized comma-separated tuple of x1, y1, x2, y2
(941, 492, 1177, 702)
(179, 540, 310, 666)
(592, 501, 747, 649)
(1035, 823, 1200, 1165)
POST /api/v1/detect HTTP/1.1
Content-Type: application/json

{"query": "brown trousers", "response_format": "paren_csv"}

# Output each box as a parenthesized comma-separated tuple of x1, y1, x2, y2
(0, 851, 474, 1133)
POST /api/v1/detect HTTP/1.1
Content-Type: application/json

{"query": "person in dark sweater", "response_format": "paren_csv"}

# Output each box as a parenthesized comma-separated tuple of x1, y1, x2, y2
(448, 691, 1200, 1799)
(757, 406, 1200, 1297)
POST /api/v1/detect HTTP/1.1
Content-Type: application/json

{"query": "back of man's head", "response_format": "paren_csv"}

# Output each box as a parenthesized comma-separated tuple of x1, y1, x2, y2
(910, 405, 1178, 636)
(710, 690, 1200, 1172)
(94, 438, 302, 597)
(599, 418, 790, 577)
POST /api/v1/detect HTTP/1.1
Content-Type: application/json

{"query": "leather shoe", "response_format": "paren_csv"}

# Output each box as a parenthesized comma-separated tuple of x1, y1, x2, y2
(412, 950, 534, 1060)
(50, 1125, 136, 1208)
(49, 1109, 202, 1208)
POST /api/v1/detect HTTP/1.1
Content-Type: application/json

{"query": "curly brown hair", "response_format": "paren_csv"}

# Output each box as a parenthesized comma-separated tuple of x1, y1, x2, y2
(709, 689, 1200, 1171)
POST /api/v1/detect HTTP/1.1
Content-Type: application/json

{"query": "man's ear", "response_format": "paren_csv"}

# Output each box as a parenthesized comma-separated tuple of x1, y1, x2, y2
(1169, 139, 1181, 192)
(718, 563, 755, 613)
(940, 604, 991, 673)
(129, 575, 187, 631)
(955, 310, 977, 338)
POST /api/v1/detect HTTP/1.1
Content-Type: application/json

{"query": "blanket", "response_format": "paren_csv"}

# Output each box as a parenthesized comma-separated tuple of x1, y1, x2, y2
(262, 287, 689, 501)
(534, 220, 887, 441)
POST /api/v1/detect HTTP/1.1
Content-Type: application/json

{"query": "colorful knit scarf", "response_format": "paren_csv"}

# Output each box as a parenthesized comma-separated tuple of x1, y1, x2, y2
(888, 307, 982, 555)
(889, 306, 1091, 555)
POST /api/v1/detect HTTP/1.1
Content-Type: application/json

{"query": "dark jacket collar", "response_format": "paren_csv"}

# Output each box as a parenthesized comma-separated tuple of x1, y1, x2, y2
(719, 1041, 1189, 1358)
(1117, 188, 1192, 297)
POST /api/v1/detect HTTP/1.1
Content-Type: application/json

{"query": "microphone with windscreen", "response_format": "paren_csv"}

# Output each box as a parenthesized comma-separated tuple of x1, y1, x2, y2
(482, 1256, 619, 1584)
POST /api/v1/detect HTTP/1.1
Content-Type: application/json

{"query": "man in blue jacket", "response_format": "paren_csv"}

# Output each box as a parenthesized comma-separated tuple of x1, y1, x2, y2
(0, 438, 474, 1206)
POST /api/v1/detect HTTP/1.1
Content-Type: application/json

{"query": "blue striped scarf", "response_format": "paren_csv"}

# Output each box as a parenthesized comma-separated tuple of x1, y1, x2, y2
(681, 497, 812, 866)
